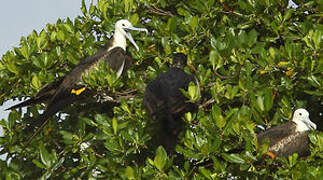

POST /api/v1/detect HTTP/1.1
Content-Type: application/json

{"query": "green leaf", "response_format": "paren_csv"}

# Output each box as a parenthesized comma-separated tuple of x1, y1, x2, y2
(37, 30, 48, 49)
(209, 50, 222, 70)
(20, 43, 30, 60)
(221, 153, 245, 164)
(283, 9, 293, 21)
(81, 0, 87, 16)
(129, 13, 139, 25)
(167, 17, 177, 33)
(288, 153, 298, 167)
(124, 0, 133, 13)
(125, 166, 135, 179)
(189, 16, 198, 31)
(40, 144, 52, 168)
(264, 88, 273, 112)
(185, 112, 193, 122)
(247, 29, 258, 46)
(154, 146, 167, 171)
(212, 105, 225, 129)
(256, 96, 265, 112)
(57, 30, 65, 41)
(112, 117, 118, 135)
(32, 159, 46, 169)
(187, 82, 200, 101)
(31, 76, 42, 90)
(199, 167, 212, 179)
(7, 61, 19, 75)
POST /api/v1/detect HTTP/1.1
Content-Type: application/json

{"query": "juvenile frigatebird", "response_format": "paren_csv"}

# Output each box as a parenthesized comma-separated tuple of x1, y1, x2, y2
(143, 53, 198, 152)
(7, 19, 148, 147)
(257, 108, 317, 158)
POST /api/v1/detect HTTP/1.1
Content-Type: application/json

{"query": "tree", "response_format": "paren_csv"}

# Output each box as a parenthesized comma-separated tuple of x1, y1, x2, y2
(0, 0, 322, 179)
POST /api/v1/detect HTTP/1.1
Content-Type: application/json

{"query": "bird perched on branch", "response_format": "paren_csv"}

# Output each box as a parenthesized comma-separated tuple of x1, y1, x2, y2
(257, 108, 317, 159)
(7, 19, 148, 147)
(143, 53, 198, 152)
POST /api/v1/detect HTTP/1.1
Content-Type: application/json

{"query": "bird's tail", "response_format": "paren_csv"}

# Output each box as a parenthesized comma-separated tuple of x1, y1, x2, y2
(5, 96, 50, 110)
(23, 94, 77, 149)
(6, 80, 62, 110)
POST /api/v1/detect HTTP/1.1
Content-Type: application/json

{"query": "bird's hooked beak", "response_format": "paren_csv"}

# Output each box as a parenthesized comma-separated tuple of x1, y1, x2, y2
(304, 117, 317, 130)
(124, 26, 148, 51)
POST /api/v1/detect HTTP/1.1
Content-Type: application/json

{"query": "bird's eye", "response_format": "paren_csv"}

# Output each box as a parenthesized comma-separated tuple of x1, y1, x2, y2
(122, 23, 125, 26)
(299, 113, 302, 116)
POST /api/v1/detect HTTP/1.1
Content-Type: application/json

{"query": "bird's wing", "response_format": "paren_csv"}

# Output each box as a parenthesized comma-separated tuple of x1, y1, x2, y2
(105, 47, 127, 72)
(257, 121, 297, 147)
(123, 51, 133, 72)
(270, 131, 310, 157)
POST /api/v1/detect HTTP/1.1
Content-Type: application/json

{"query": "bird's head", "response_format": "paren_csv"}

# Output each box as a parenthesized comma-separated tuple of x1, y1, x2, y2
(292, 108, 317, 131)
(114, 19, 148, 51)
(172, 53, 187, 69)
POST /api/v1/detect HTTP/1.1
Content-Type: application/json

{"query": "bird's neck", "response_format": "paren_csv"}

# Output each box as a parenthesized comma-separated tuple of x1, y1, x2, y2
(293, 119, 310, 132)
(108, 30, 126, 51)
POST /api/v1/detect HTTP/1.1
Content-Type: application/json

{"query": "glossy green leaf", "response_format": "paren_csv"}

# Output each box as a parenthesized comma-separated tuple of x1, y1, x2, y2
(31, 76, 42, 90)
(129, 13, 139, 25)
(40, 144, 52, 168)
(112, 117, 118, 134)
(256, 96, 265, 112)
(190, 16, 198, 31)
(264, 88, 273, 112)
(212, 105, 225, 129)
(221, 153, 245, 164)
(125, 166, 135, 179)
(154, 146, 167, 171)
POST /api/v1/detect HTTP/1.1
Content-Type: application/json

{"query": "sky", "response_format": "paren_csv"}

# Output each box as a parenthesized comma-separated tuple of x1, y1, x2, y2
(0, 0, 92, 159)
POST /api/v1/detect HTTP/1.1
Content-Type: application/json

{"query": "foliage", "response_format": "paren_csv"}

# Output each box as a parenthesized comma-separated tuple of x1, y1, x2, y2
(0, 0, 322, 179)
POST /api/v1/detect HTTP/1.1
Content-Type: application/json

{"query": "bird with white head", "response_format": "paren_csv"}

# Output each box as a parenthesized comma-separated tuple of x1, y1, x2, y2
(111, 19, 148, 51)
(6, 19, 148, 149)
(292, 108, 317, 132)
(257, 108, 317, 158)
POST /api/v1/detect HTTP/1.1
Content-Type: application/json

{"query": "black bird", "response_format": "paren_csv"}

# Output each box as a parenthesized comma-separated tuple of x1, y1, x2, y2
(143, 53, 198, 152)
(257, 108, 317, 159)
(7, 19, 148, 146)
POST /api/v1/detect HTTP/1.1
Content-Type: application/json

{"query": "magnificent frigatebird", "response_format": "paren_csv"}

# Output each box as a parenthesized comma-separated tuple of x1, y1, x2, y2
(7, 19, 148, 146)
(257, 108, 317, 159)
(143, 53, 198, 152)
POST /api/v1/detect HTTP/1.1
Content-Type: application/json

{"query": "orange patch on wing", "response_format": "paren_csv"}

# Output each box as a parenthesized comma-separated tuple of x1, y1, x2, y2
(266, 152, 276, 159)
(260, 71, 267, 75)
(71, 87, 86, 95)
(181, 47, 186, 54)
(45, 126, 53, 135)
(285, 69, 294, 76)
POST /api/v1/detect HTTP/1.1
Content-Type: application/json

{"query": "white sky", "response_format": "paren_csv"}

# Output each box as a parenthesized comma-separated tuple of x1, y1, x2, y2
(0, 0, 92, 159)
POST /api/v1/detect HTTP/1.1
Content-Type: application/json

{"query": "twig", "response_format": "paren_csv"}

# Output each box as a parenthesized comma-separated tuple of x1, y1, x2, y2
(148, 5, 174, 17)
(215, 71, 235, 79)
(217, 0, 239, 17)
(198, 98, 215, 108)
(114, 88, 143, 96)
(23, 117, 52, 151)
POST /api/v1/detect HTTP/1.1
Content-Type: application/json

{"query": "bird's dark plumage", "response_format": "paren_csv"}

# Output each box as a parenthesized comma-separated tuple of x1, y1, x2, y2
(143, 53, 197, 152)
